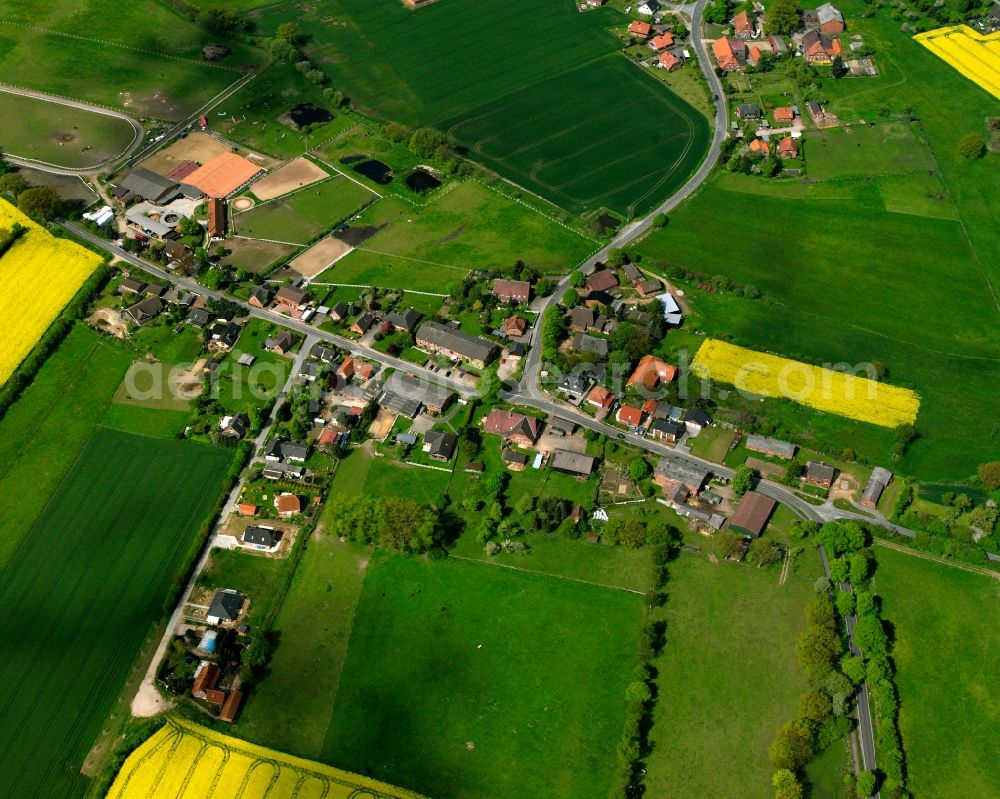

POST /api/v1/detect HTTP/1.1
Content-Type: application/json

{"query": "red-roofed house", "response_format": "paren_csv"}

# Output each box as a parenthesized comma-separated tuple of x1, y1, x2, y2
(777, 137, 799, 158)
(616, 405, 644, 429)
(238, 502, 258, 516)
(749, 138, 770, 156)
(318, 428, 339, 447)
(774, 106, 796, 122)
(801, 29, 843, 64)
(354, 360, 375, 380)
(649, 32, 675, 51)
(748, 45, 763, 67)
(627, 355, 678, 390)
(586, 385, 615, 410)
(712, 37, 745, 71)
(731, 9, 754, 38)
(481, 409, 540, 447)
(338, 357, 355, 380)
(628, 20, 652, 38)
(275, 493, 301, 516)
(193, 663, 221, 700)
(658, 51, 681, 70)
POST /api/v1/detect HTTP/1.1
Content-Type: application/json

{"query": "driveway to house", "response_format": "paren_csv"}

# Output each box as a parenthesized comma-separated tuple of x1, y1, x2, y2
(130, 331, 313, 717)
(66, 224, 477, 402)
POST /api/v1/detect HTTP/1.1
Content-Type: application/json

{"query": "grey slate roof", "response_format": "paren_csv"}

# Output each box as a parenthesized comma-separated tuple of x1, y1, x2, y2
(550, 450, 597, 476)
(655, 455, 710, 491)
(208, 589, 244, 622)
(424, 430, 458, 460)
(243, 526, 279, 548)
(119, 168, 179, 203)
(416, 321, 498, 364)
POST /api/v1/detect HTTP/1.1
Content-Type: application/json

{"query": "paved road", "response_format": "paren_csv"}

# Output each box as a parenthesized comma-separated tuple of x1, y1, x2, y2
(118, 71, 258, 171)
(67, 224, 477, 400)
(0, 82, 144, 173)
(131, 329, 314, 717)
(816, 548, 880, 792)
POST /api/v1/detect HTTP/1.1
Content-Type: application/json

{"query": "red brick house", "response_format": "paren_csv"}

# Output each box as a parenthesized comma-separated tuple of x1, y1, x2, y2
(482, 409, 540, 447)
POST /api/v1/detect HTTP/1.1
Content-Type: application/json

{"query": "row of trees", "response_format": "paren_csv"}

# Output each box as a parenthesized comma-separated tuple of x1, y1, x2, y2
(609, 534, 674, 798)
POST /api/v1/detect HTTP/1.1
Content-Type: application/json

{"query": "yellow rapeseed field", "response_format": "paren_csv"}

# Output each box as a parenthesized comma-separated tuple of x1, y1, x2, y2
(105, 717, 431, 799)
(914, 25, 1000, 100)
(691, 339, 920, 428)
(0, 199, 101, 385)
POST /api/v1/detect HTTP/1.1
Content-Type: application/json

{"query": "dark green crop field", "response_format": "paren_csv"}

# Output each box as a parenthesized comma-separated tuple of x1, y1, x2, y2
(242, 0, 709, 216)
(0, 429, 230, 799)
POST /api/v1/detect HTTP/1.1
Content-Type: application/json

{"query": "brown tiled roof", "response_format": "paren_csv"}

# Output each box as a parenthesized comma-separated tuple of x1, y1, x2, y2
(729, 490, 776, 537)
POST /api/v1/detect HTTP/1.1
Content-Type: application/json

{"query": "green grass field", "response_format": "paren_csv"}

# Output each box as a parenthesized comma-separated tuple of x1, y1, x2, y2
(0, 2, 259, 118)
(234, 537, 369, 758)
(0, 325, 133, 570)
(643, 551, 822, 799)
(0, 92, 136, 168)
(212, 61, 356, 158)
(0, 428, 230, 799)
(232, 176, 376, 244)
(641, 152, 999, 478)
(319, 552, 644, 799)
(238, 0, 708, 216)
(318, 181, 594, 292)
(874, 546, 1000, 798)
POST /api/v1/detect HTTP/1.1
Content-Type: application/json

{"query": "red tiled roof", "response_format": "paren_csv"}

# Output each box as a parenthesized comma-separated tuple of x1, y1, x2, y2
(658, 51, 681, 69)
(627, 355, 678, 389)
(165, 160, 199, 181)
(650, 32, 674, 50)
(749, 138, 770, 156)
(275, 493, 301, 514)
(774, 106, 795, 121)
(586, 270, 619, 293)
(778, 137, 798, 157)
(482, 409, 540, 442)
(617, 405, 643, 426)
(238, 503, 258, 516)
(628, 21, 652, 36)
(185, 152, 264, 198)
(586, 385, 615, 408)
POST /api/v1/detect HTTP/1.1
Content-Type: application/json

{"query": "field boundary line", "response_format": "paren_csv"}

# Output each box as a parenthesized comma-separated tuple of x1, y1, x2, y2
(472, 177, 602, 245)
(308, 282, 448, 297)
(307, 153, 385, 199)
(0, 19, 244, 72)
(448, 554, 645, 594)
(230, 234, 304, 247)
(353, 248, 471, 273)
(230, 174, 342, 217)
(874, 538, 1000, 580)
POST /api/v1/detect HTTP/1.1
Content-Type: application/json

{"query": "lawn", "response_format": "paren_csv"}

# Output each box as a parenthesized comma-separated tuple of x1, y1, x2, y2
(642, 550, 822, 799)
(232, 176, 376, 244)
(0, 91, 136, 168)
(241, 0, 709, 216)
(319, 552, 645, 799)
(101, 403, 191, 439)
(874, 545, 1000, 798)
(317, 181, 594, 292)
(688, 425, 736, 462)
(0, 428, 230, 799)
(0, 2, 259, 118)
(211, 61, 356, 158)
(638, 0, 1000, 480)
(197, 547, 292, 627)
(640, 169, 999, 479)
(0, 324, 132, 570)
(234, 537, 370, 758)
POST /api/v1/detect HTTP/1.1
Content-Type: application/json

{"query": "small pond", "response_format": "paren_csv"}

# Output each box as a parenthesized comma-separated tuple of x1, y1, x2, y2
(286, 103, 333, 128)
(405, 168, 441, 194)
(352, 159, 393, 184)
